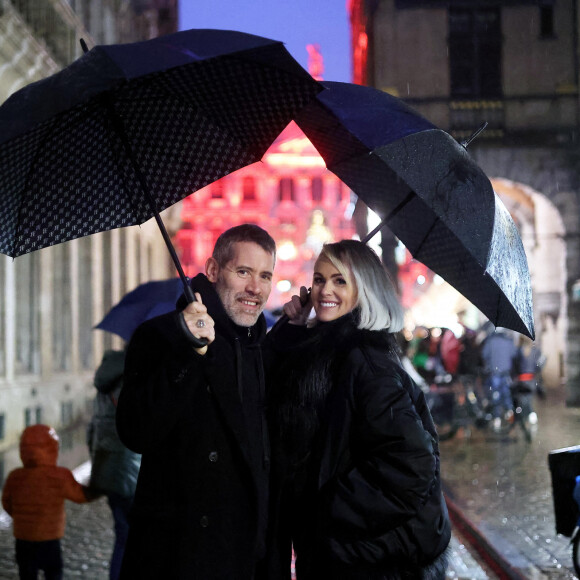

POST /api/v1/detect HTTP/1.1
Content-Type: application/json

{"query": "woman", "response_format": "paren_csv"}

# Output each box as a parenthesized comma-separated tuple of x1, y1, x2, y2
(268, 240, 451, 580)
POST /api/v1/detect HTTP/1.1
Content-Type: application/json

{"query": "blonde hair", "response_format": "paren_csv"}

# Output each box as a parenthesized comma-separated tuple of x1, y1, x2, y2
(317, 240, 404, 332)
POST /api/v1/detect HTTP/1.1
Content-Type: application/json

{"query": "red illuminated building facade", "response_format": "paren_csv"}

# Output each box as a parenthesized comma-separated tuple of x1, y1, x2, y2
(175, 122, 356, 309)
(348, 0, 369, 85)
(348, 0, 433, 312)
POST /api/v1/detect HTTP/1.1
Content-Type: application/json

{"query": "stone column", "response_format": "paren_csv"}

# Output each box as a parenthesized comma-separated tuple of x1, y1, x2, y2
(565, 232, 580, 405)
(558, 190, 580, 405)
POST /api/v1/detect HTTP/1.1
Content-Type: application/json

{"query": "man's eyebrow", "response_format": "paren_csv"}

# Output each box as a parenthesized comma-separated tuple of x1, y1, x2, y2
(235, 264, 273, 276)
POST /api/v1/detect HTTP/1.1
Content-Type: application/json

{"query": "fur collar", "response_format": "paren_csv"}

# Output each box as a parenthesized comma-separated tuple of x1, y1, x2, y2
(272, 313, 399, 461)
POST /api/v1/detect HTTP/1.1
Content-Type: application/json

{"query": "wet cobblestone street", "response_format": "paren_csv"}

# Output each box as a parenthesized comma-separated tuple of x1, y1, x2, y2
(0, 480, 491, 579)
(440, 390, 580, 579)
(0, 496, 114, 579)
(0, 390, 577, 578)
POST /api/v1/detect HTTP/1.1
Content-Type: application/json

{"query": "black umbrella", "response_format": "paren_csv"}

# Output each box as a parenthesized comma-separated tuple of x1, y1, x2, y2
(295, 81, 534, 339)
(0, 29, 321, 304)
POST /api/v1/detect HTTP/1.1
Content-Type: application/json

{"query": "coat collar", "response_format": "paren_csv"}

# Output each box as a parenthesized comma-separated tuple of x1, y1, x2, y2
(184, 273, 267, 346)
(183, 274, 269, 486)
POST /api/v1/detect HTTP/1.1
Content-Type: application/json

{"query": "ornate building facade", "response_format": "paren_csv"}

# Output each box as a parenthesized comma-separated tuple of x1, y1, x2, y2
(175, 122, 356, 309)
(0, 1, 178, 461)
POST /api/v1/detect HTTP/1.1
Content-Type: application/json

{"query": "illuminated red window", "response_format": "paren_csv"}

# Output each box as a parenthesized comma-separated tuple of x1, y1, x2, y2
(279, 177, 295, 202)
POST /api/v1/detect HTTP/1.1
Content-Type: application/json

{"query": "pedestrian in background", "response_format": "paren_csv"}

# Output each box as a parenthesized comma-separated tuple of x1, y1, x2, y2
(268, 240, 450, 579)
(87, 349, 141, 580)
(1, 424, 98, 580)
(116, 224, 276, 579)
(481, 328, 518, 430)
(514, 335, 547, 399)
(457, 322, 483, 398)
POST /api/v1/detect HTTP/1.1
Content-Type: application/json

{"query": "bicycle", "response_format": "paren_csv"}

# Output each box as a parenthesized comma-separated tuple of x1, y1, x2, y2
(509, 381, 538, 443)
(427, 374, 538, 442)
(426, 374, 489, 441)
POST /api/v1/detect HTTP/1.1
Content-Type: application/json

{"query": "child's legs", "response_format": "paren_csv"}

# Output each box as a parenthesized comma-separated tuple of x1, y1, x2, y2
(15, 539, 63, 580)
(15, 539, 40, 579)
(40, 540, 63, 580)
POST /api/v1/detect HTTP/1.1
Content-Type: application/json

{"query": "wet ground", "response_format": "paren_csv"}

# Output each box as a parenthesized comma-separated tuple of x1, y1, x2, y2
(440, 390, 580, 579)
(0, 390, 577, 578)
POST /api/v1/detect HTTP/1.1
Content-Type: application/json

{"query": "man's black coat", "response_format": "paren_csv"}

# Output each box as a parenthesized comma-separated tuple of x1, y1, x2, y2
(116, 274, 270, 579)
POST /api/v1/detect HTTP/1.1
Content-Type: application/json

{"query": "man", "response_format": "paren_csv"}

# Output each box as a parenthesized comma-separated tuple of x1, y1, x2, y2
(116, 224, 276, 579)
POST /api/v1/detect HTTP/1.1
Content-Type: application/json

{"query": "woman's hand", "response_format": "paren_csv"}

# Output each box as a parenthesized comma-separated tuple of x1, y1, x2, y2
(283, 286, 312, 326)
(182, 292, 216, 354)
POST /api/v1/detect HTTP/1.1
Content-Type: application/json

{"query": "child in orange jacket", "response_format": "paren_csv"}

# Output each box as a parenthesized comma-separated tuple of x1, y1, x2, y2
(1, 424, 97, 580)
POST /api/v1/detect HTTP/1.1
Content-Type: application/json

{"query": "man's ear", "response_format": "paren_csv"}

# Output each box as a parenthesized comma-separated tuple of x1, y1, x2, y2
(206, 257, 219, 283)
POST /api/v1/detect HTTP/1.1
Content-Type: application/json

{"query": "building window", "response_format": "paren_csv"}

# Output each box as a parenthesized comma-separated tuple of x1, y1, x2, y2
(25, 408, 33, 427)
(24, 407, 42, 427)
(279, 178, 295, 202)
(211, 181, 224, 199)
(242, 177, 256, 201)
(61, 401, 74, 425)
(540, 6, 555, 38)
(52, 243, 72, 371)
(311, 178, 324, 203)
(78, 237, 93, 370)
(15, 252, 40, 374)
(449, 7, 502, 98)
(59, 429, 74, 451)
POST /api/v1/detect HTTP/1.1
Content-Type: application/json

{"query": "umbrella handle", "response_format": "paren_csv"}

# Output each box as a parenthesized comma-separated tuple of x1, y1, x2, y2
(179, 283, 209, 348)
(177, 311, 209, 348)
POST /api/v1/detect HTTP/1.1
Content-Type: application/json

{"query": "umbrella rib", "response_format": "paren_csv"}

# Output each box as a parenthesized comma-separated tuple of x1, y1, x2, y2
(413, 217, 439, 257)
(101, 94, 195, 304)
(361, 191, 415, 244)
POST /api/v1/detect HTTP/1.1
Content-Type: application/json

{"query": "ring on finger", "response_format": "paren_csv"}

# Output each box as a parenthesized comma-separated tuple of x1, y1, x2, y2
(196, 319, 205, 328)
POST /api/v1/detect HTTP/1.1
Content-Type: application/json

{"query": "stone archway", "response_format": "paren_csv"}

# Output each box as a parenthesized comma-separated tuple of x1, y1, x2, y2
(471, 145, 580, 405)
(492, 178, 566, 391)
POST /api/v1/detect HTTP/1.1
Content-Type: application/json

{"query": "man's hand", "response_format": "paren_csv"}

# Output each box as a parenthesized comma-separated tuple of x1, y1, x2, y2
(182, 293, 215, 355)
(283, 286, 312, 326)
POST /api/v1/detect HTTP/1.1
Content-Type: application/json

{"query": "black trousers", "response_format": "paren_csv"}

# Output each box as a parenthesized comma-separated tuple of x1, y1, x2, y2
(15, 538, 63, 580)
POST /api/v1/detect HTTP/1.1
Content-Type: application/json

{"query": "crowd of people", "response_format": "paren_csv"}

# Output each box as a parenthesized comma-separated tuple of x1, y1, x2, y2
(8, 222, 552, 579)
(404, 322, 546, 429)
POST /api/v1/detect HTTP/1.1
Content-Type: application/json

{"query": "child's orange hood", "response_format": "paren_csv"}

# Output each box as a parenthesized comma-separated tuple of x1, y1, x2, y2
(19, 424, 59, 467)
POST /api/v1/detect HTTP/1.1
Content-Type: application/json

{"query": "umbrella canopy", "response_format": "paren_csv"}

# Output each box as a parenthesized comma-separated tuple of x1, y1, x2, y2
(95, 278, 182, 342)
(0, 28, 321, 260)
(295, 81, 534, 339)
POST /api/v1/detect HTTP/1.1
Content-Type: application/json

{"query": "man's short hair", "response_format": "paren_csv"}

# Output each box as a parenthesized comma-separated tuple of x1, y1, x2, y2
(212, 224, 276, 266)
